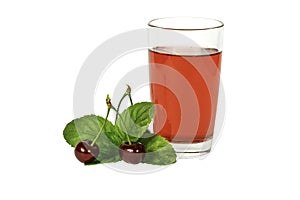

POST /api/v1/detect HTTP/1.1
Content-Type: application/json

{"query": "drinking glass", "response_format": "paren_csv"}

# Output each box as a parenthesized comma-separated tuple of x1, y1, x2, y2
(148, 17, 224, 157)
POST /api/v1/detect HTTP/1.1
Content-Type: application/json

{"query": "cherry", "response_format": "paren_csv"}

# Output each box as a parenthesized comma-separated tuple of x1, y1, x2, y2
(74, 140, 99, 163)
(119, 142, 145, 164)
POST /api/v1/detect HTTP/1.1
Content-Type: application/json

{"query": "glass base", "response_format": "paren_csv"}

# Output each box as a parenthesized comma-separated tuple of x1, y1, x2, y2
(171, 138, 212, 159)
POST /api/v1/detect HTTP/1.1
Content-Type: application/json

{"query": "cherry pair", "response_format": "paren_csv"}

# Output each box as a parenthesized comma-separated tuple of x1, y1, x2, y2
(74, 140, 145, 164)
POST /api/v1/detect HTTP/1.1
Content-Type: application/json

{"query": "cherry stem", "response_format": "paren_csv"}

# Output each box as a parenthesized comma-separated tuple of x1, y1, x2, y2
(111, 106, 132, 145)
(91, 95, 112, 146)
(128, 93, 133, 106)
(114, 84, 133, 124)
(126, 84, 134, 106)
(115, 94, 127, 124)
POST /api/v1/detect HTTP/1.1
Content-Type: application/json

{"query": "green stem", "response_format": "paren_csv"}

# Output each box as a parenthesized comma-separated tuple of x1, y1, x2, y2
(126, 84, 133, 106)
(114, 85, 134, 123)
(115, 93, 127, 124)
(91, 108, 110, 146)
(128, 93, 133, 106)
(111, 106, 131, 145)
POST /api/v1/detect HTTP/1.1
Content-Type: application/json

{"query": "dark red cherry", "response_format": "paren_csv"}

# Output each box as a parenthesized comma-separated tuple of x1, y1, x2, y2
(74, 140, 99, 163)
(119, 142, 145, 164)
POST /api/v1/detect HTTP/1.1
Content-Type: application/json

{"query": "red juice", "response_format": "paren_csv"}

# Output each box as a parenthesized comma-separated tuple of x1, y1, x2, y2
(149, 47, 222, 143)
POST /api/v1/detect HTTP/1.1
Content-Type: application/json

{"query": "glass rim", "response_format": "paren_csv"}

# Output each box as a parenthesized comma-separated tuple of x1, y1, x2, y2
(148, 17, 224, 31)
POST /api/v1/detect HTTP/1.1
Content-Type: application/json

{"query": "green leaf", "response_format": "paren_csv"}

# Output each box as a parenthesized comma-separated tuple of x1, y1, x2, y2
(139, 132, 177, 165)
(63, 115, 127, 164)
(116, 102, 154, 142)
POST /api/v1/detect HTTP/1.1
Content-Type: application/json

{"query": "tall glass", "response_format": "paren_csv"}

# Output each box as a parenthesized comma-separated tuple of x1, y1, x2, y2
(148, 17, 224, 157)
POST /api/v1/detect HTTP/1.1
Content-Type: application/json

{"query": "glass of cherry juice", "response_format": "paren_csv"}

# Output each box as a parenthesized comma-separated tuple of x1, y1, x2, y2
(148, 17, 224, 157)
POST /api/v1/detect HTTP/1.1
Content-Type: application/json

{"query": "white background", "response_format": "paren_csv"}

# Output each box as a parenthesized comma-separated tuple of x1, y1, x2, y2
(1, 0, 299, 199)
